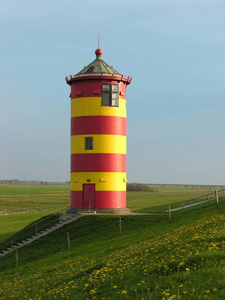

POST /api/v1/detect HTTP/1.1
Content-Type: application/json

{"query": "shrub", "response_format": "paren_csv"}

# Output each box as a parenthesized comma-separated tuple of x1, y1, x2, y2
(127, 183, 154, 192)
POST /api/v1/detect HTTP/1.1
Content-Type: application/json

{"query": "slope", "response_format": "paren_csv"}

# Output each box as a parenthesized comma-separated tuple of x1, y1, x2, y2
(0, 201, 225, 299)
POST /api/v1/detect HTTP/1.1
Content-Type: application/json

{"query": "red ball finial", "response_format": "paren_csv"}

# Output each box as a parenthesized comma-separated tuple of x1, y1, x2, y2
(95, 48, 103, 56)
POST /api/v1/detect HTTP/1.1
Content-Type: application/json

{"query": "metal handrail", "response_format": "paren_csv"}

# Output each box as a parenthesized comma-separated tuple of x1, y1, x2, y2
(0, 206, 70, 252)
(0, 200, 94, 253)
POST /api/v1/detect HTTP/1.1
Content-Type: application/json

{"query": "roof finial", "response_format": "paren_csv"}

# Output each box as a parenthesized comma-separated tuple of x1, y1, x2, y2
(95, 34, 103, 58)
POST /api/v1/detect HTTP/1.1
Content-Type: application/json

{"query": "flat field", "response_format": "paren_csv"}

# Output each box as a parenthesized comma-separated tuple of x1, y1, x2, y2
(0, 184, 70, 213)
(1, 184, 221, 214)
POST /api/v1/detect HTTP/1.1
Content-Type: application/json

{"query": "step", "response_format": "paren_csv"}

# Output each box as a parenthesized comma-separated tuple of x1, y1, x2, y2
(0, 214, 83, 257)
(26, 238, 33, 241)
(10, 245, 17, 249)
(41, 230, 51, 233)
(53, 224, 62, 229)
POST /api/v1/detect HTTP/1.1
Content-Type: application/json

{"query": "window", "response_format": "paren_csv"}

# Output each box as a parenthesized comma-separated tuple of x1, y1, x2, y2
(101, 84, 119, 107)
(85, 137, 93, 150)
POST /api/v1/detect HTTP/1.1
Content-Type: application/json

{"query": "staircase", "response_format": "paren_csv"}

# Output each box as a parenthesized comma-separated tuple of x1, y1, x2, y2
(0, 213, 82, 258)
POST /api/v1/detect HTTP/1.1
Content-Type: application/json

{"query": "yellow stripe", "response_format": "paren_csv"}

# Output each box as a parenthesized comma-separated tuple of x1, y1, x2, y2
(71, 134, 126, 154)
(71, 172, 126, 191)
(71, 97, 126, 117)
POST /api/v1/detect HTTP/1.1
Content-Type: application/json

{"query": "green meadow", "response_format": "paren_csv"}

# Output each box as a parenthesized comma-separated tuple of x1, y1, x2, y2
(0, 184, 225, 299)
(0, 184, 70, 240)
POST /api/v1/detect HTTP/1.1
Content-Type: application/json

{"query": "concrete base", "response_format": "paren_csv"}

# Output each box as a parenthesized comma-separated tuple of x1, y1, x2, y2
(66, 208, 131, 215)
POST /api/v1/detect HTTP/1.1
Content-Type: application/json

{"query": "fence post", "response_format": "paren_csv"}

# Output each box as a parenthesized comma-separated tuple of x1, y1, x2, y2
(215, 191, 219, 208)
(67, 232, 71, 250)
(168, 204, 171, 223)
(35, 222, 38, 236)
(16, 250, 18, 267)
(119, 217, 122, 236)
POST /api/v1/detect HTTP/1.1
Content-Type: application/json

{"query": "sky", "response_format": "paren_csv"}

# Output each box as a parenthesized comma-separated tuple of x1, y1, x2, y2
(0, 0, 225, 185)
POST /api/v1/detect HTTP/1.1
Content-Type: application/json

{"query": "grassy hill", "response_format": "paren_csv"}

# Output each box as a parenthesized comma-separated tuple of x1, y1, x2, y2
(0, 200, 225, 299)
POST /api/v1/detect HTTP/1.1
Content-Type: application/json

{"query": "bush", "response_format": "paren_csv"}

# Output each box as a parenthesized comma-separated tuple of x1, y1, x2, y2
(127, 183, 154, 192)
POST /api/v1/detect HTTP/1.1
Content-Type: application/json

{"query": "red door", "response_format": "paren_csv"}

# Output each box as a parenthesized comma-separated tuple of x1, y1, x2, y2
(83, 184, 95, 208)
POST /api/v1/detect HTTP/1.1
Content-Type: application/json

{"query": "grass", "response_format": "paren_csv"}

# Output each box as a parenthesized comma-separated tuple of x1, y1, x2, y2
(0, 184, 70, 240)
(0, 184, 225, 299)
(0, 200, 225, 299)
(0, 184, 70, 213)
(1, 184, 222, 215)
(127, 185, 224, 213)
(0, 212, 63, 252)
(0, 210, 60, 240)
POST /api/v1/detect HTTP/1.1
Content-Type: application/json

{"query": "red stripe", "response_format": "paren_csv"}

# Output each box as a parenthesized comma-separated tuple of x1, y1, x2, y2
(71, 190, 126, 209)
(95, 191, 126, 208)
(71, 116, 126, 135)
(71, 153, 126, 172)
(70, 191, 83, 208)
(70, 80, 127, 99)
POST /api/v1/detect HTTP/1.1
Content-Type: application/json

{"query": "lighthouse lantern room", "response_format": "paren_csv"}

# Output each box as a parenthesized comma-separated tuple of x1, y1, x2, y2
(66, 48, 132, 214)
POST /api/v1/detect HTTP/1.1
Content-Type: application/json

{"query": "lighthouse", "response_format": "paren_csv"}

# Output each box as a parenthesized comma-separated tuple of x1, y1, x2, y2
(66, 48, 132, 214)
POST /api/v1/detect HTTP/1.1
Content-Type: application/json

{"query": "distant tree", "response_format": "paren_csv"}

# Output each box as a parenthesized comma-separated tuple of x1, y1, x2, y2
(127, 183, 154, 192)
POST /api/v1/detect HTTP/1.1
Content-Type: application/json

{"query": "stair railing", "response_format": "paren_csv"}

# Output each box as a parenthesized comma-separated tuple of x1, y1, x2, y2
(0, 206, 70, 254)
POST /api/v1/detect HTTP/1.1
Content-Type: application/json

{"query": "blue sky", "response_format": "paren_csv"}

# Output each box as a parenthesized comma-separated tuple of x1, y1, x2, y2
(0, 0, 225, 184)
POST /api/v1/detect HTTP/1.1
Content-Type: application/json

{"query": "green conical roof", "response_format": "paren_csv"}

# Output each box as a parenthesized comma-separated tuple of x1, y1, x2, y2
(76, 49, 121, 75)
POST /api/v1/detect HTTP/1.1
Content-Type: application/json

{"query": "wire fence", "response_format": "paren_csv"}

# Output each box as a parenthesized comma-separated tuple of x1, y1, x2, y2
(148, 189, 225, 213)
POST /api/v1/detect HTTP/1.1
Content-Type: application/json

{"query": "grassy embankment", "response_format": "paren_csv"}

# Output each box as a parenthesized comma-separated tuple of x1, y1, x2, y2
(0, 184, 225, 299)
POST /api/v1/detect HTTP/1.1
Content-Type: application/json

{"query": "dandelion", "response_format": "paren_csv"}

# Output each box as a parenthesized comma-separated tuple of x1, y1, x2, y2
(122, 290, 127, 295)
(90, 289, 96, 295)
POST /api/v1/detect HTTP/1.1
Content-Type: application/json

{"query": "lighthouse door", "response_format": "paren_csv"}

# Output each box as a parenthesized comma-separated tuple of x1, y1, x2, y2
(83, 184, 95, 209)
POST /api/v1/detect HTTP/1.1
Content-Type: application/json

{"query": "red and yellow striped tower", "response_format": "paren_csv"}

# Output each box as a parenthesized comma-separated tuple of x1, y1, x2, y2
(66, 48, 132, 214)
